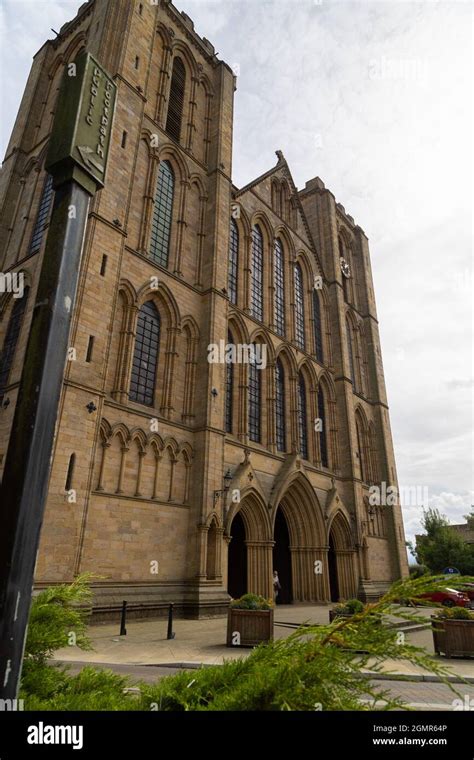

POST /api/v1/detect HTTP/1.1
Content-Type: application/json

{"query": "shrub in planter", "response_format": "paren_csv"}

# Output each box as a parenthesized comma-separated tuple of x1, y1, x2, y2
(432, 606, 474, 658)
(329, 598, 364, 623)
(227, 594, 274, 647)
(440, 607, 473, 620)
(229, 593, 273, 611)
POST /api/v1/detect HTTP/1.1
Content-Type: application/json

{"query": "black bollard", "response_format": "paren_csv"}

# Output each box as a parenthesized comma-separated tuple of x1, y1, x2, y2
(167, 602, 175, 640)
(120, 600, 127, 636)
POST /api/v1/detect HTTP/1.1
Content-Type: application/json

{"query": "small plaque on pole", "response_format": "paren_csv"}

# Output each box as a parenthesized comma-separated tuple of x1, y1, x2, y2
(45, 51, 117, 195)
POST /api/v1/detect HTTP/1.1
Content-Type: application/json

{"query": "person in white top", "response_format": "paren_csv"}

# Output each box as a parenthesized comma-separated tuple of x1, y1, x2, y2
(273, 570, 281, 603)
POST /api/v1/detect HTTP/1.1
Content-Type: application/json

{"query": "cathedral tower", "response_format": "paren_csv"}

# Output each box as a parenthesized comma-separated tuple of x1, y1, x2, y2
(0, 0, 408, 618)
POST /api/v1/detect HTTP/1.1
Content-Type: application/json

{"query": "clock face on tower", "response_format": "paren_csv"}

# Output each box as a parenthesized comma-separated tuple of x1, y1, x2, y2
(339, 256, 351, 278)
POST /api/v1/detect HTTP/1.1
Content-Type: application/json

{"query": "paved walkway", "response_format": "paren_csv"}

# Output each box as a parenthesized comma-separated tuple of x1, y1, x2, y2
(54, 604, 474, 682)
(361, 680, 474, 710)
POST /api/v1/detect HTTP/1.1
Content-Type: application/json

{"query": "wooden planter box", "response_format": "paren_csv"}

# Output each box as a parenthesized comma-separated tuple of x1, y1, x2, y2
(226, 608, 274, 647)
(432, 616, 474, 658)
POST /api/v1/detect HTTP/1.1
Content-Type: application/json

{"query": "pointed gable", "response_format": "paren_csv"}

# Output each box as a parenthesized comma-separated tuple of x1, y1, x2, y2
(234, 151, 326, 278)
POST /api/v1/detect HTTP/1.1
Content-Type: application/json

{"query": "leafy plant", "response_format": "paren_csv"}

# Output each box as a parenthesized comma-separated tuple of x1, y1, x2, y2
(334, 598, 364, 615)
(23, 666, 139, 712)
(20, 574, 135, 711)
(24, 574, 93, 665)
(435, 606, 474, 621)
(137, 574, 474, 711)
(409, 563, 428, 578)
(20, 573, 474, 711)
(464, 508, 474, 531)
(230, 593, 273, 610)
(413, 507, 474, 574)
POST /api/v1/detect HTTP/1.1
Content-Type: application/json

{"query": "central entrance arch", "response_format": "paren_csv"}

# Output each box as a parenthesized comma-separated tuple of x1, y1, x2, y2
(328, 533, 339, 601)
(273, 508, 292, 604)
(274, 473, 328, 602)
(227, 512, 247, 599)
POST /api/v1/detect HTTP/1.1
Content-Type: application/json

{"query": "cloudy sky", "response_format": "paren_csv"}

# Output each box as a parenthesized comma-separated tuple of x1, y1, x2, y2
(1, 0, 472, 553)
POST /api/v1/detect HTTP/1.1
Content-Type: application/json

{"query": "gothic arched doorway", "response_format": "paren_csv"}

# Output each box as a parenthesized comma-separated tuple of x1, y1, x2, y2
(206, 520, 218, 579)
(273, 507, 292, 604)
(328, 532, 339, 602)
(227, 512, 247, 599)
(275, 474, 328, 602)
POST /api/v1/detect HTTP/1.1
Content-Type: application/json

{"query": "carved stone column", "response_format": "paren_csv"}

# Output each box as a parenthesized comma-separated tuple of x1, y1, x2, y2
(186, 75, 198, 152)
(161, 326, 181, 418)
(152, 452, 162, 499)
(182, 337, 198, 422)
(222, 534, 231, 591)
(335, 549, 357, 600)
(168, 456, 177, 501)
(116, 445, 129, 494)
(156, 44, 172, 126)
(173, 179, 188, 276)
(135, 450, 146, 497)
(215, 527, 225, 581)
(194, 194, 206, 288)
(196, 523, 209, 578)
(246, 540, 273, 598)
(112, 304, 139, 404)
(203, 92, 213, 165)
(138, 159, 158, 256)
(291, 546, 330, 602)
(96, 442, 110, 491)
(183, 461, 192, 504)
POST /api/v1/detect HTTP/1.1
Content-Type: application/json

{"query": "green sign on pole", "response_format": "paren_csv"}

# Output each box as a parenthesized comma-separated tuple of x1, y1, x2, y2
(46, 51, 117, 195)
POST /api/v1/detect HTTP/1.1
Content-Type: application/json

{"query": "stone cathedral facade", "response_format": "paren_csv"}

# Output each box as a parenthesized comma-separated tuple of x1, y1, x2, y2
(0, 0, 408, 618)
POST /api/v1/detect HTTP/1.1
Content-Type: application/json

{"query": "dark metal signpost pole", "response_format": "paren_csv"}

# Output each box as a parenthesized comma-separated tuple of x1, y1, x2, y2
(0, 183, 90, 699)
(0, 52, 116, 700)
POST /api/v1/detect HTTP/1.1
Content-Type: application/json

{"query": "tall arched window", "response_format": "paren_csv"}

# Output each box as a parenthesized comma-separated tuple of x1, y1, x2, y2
(248, 345, 261, 442)
(129, 301, 160, 406)
(339, 238, 350, 303)
(359, 327, 368, 396)
(297, 373, 308, 459)
(250, 225, 264, 321)
(356, 419, 366, 482)
(29, 175, 54, 254)
(343, 275, 350, 303)
(274, 238, 285, 336)
(281, 182, 290, 223)
(313, 290, 323, 363)
(65, 453, 76, 491)
(166, 57, 186, 142)
(346, 319, 356, 390)
(318, 386, 328, 467)
(0, 286, 30, 403)
(228, 219, 239, 305)
(368, 424, 378, 482)
(275, 359, 286, 451)
(150, 160, 174, 268)
(294, 263, 305, 349)
(225, 330, 233, 433)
